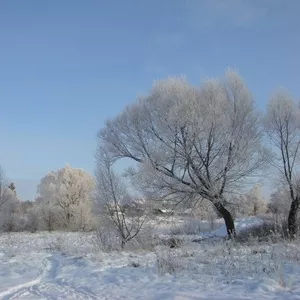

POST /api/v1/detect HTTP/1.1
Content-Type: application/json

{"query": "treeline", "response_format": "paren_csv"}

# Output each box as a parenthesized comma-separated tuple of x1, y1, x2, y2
(1, 69, 300, 241)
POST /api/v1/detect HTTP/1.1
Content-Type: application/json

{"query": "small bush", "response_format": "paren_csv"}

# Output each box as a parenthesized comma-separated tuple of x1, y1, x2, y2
(46, 236, 64, 252)
(24, 210, 39, 233)
(130, 262, 140, 268)
(164, 237, 183, 248)
(170, 218, 203, 235)
(93, 225, 121, 252)
(126, 225, 159, 251)
(235, 220, 290, 243)
(155, 246, 183, 274)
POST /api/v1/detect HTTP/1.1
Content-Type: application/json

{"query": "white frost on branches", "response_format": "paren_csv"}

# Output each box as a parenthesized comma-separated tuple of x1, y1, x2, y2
(37, 164, 95, 230)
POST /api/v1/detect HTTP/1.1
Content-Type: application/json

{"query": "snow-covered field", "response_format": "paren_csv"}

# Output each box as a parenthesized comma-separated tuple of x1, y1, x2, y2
(1, 218, 300, 299)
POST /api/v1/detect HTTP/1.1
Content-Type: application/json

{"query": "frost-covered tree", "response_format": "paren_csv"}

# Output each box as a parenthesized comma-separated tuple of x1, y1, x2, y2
(223, 185, 266, 218)
(8, 182, 16, 194)
(37, 164, 95, 230)
(243, 184, 267, 216)
(267, 188, 290, 222)
(34, 202, 59, 231)
(265, 90, 300, 236)
(95, 149, 147, 248)
(0, 167, 19, 231)
(0, 167, 9, 211)
(98, 70, 266, 237)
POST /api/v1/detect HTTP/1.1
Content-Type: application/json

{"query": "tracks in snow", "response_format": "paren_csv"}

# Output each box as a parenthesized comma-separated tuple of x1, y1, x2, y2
(0, 254, 97, 300)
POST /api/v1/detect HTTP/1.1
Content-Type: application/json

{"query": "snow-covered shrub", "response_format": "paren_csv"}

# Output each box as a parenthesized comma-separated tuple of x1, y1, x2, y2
(155, 246, 184, 274)
(0, 213, 16, 232)
(35, 203, 61, 231)
(24, 208, 39, 232)
(93, 219, 121, 252)
(47, 235, 64, 253)
(127, 225, 158, 251)
(235, 220, 290, 243)
(196, 236, 300, 287)
(0, 205, 19, 232)
(93, 219, 155, 252)
(71, 201, 96, 231)
(170, 218, 203, 235)
(164, 237, 183, 248)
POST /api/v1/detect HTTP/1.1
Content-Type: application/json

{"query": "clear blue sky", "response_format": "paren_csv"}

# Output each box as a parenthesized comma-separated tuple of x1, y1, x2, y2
(0, 0, 299, 200)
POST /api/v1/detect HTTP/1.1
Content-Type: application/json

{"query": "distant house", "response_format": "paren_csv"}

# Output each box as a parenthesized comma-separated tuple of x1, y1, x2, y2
(152, 208, 174, 216)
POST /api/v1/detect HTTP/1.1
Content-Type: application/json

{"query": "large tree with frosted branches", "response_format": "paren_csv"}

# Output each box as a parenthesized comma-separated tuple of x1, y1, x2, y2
(98, 70, 266, 236)
(265, 90, 300, 236)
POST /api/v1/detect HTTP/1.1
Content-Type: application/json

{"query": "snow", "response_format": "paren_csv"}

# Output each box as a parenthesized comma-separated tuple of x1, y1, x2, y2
(205, 216, 265, 238)
(0, 218, 300, 299)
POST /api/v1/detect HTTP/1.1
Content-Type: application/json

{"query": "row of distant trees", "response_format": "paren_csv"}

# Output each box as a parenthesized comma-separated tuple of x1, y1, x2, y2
(0, 163, 290, 234)
(0, 164, 265, 218)
(0, 164, 95, 232)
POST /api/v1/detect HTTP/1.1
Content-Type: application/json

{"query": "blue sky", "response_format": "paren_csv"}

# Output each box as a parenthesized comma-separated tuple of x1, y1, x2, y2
(0, 0, 299, 200)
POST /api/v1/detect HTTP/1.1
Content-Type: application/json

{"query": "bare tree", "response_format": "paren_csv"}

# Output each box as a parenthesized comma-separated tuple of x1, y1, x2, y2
(265, 90, 300, 236)
(267, 188, 290, 226)
(0, 166, 19, 231)
(98, 70, 265, 237)
(95, 149, 147, 248)
(0, 166, 9, 211)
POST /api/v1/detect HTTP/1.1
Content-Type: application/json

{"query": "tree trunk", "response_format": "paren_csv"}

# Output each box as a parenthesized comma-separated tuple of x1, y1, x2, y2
(214, 201, 236, 237)
(121, 239, 125, 249)
(288, 198, 299, 237)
